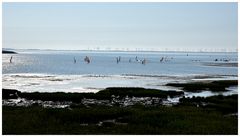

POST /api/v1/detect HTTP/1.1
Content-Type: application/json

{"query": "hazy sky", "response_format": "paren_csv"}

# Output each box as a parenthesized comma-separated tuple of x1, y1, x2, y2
(3, 2, 238, 51)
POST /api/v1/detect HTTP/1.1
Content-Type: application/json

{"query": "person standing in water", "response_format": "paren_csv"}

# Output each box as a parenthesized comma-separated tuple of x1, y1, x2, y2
(10, 56, 13, 63)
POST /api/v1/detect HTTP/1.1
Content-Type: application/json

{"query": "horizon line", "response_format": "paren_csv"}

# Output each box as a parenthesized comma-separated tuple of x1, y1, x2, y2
(2, 48, 238, 53)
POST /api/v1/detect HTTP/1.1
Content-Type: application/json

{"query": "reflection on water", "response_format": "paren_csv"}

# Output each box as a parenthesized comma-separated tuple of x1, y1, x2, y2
(2, 73, 238, 97)
(2, 50, 238, 98)
(184, 86, 238, 98)
(3, 50, 237, 76)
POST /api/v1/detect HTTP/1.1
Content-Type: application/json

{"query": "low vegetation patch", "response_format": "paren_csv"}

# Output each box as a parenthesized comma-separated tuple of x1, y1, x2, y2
(2, 88, 184, 102)
(179, 94, 238, 114)
(166, 80, 237, 92)
(97, 87, 183, 99)
(2, 89, 20, 99)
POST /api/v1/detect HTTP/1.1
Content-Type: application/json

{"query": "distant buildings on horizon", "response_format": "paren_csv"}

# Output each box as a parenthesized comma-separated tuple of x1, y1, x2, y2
(2, 47, 238, 53)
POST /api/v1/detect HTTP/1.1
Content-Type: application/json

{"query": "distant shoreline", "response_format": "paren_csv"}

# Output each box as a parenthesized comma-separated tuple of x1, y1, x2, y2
(203, 62, 238, 67)
(2, 50, 17, 54)
(2, 48, 238, 53)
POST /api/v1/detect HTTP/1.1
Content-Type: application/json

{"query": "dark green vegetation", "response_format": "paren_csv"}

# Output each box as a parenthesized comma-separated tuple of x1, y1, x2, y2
(166, 80, 238, 92)
(3, 88, 184, 102)
(2, 87, 238, 135)
(2, 50, 17, 54)
(179, 94, 238, 114)
(2, 89, 20, 99)
(3, 103, 237, 135)
(98, 87, 183, 98)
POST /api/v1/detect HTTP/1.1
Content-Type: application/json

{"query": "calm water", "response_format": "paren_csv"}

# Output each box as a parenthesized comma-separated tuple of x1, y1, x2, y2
(2, 50, 238, 94)
(2, 50, 238, 75)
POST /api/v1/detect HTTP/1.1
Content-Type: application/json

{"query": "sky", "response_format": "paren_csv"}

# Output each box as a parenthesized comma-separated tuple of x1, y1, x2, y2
(2, 2, 238, 51)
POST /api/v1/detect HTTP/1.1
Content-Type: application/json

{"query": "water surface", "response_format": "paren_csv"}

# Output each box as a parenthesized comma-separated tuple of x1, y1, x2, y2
(2, 50, 238, 95)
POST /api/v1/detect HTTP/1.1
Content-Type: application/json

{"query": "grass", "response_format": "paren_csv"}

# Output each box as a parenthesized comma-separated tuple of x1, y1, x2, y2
(166, 80, 238, 92)
(3, 104, 237, 135)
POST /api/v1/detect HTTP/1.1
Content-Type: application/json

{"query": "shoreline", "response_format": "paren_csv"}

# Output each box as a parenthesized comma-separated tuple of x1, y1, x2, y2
(2, 79, 238, 107)
(2, 73, 238, 93)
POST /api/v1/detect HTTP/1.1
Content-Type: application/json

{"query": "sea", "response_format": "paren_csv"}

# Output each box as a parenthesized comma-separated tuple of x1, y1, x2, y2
(2, 49, 238, 97)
